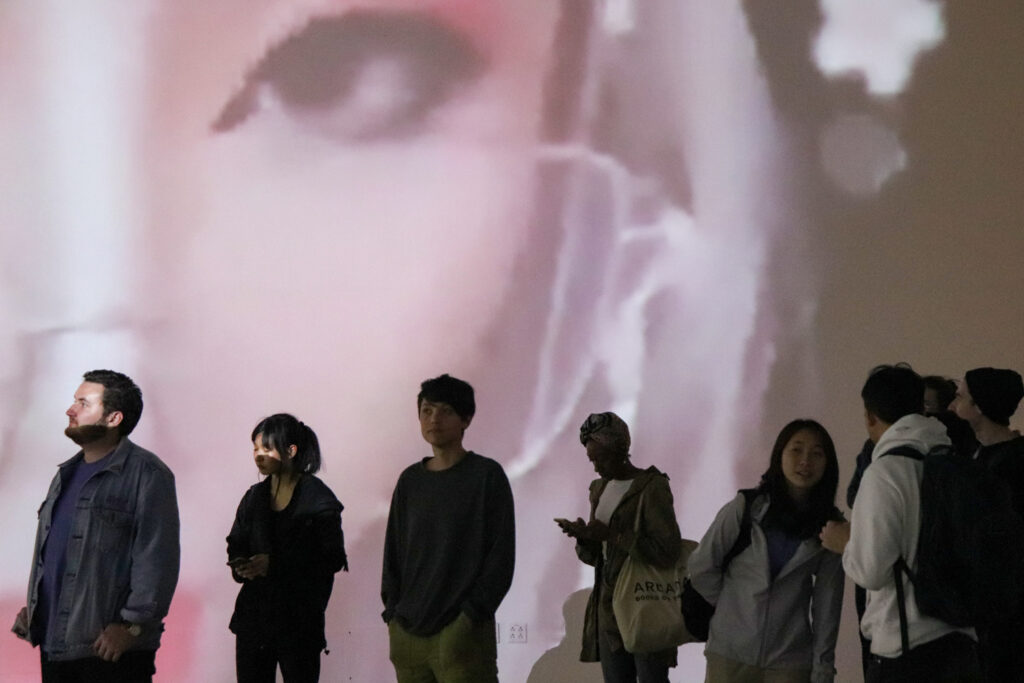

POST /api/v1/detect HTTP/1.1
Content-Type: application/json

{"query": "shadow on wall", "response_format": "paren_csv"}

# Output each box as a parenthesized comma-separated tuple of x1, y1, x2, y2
(527, 589, 604, 683)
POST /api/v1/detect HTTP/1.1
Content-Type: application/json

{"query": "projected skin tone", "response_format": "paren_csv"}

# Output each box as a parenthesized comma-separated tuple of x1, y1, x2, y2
(139, 6, 791, 681)
(141, 1, 568, 678)
(9, 1, 1022, 680)
(4, 1, 798, 681)
(143, 0, 559, 494)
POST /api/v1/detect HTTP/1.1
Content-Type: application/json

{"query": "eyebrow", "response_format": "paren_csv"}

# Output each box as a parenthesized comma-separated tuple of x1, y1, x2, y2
(789, 440, 823, 448)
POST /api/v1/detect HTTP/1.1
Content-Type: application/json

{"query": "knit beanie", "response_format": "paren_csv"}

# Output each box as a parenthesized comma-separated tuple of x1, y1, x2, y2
(964, 367, 1024, 426)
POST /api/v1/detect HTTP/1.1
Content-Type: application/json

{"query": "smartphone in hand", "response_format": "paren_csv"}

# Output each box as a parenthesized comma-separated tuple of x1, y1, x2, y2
(555, 518, 584, 538)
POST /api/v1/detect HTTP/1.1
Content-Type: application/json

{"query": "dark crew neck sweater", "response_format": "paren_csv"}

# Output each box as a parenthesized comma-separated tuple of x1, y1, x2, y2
(381, 451, 515, 636)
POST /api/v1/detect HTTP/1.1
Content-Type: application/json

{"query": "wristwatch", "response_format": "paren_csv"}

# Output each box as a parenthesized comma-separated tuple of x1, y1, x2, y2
(121, 621, 143, 637)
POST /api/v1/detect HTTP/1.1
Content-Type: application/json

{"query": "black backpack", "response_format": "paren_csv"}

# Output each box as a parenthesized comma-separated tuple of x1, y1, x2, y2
(884, 444, 1024, 649)
(680, 489, 757, 641)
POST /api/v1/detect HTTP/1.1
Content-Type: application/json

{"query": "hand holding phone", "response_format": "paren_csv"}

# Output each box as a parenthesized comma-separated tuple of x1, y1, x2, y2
(231, 553, 270, 580)
(554, 517, 586, 538)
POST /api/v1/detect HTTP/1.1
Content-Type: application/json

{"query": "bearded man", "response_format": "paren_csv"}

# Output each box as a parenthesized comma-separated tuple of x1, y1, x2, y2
(12, 370, 180, 683)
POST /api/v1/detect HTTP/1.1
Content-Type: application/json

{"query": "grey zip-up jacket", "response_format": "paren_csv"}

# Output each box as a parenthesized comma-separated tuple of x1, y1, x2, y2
(689, 491, 844, 683)
(25, 438, 180, 660)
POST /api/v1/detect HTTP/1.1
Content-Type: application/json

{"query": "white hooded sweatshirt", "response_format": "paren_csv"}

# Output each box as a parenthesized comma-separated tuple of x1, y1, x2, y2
(843, 413, 975, 657)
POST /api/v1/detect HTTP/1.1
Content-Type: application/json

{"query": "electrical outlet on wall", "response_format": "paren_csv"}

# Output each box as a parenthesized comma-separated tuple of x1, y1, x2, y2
(508, 623, 527, 643)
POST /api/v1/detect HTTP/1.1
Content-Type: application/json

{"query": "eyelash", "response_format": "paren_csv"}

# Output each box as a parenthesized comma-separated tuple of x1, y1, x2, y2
(212, 10, 486, 141)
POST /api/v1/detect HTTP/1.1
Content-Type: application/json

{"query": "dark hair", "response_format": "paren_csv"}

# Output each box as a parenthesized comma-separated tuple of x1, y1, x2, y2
(417, 374, 475, 420)
(861, 363, 924, 425)
(930, 410, 980, 459)
(922, 375, 957, 413)
(759, 419, 840, 539)
(82, 369, 143, 437)
(251, 413, 322, 474)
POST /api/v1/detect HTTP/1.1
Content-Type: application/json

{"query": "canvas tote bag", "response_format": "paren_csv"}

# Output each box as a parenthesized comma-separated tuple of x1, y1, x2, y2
(611, 488, 699, 653)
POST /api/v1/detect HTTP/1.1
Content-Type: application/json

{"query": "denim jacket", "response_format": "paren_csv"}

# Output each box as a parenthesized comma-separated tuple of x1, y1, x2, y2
(25, 438, 180, 660)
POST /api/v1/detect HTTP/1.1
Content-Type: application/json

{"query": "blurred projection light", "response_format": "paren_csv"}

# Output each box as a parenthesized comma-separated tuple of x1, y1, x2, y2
(819, 113, 906, 196)
(814, 0, 945, 96)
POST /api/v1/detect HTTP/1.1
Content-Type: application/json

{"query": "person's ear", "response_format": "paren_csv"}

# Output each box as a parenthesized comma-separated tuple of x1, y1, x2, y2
(104, 411, 124, 428)
(287, 444, 298, 459)
(864, 409, 881, 432)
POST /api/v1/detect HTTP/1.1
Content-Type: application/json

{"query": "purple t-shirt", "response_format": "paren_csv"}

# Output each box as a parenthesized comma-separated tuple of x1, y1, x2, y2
(37, 455, 108, 646)
(764, 526, 801, 580)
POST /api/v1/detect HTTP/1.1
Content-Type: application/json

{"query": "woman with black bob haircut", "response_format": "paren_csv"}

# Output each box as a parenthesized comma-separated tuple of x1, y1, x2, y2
(227, 413, 347, 683)
(688, 419, 845, 683)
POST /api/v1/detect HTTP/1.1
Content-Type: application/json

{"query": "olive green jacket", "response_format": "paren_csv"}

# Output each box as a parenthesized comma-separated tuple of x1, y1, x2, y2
(577, 466, 683, 661)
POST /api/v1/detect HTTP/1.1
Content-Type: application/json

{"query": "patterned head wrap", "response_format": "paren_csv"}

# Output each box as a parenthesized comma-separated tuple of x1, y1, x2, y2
(579, 412, 631, 454)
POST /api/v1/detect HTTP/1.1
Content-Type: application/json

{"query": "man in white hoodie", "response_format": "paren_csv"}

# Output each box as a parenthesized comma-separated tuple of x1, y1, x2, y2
(820, 364, 982, 682)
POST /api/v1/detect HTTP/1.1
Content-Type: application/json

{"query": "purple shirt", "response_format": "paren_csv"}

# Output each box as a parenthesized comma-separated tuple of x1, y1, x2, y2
(764, 526, 801, 580)
(37, 455, 108, 646)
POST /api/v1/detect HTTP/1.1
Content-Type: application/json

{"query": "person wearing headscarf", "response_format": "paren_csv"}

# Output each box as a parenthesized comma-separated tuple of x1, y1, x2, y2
(556, 412, 683, 683)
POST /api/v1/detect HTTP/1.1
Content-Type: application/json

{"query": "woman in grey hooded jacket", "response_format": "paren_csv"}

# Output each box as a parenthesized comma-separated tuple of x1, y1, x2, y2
(688, 419, 844, 683)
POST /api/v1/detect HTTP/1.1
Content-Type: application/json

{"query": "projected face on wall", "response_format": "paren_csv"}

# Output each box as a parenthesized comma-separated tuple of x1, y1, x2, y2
(2, 1, 966, 681)
(3, 2, 781, 680)
(145, 0, 559, 465)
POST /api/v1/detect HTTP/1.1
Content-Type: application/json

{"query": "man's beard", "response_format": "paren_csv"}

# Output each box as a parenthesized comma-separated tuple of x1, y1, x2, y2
(64, 423, 115, 446)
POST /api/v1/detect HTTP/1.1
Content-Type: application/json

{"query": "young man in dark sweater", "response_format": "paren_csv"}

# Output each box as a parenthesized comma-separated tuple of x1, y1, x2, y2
(950, 367, 1024, 682)
(382, 374, 515, 683)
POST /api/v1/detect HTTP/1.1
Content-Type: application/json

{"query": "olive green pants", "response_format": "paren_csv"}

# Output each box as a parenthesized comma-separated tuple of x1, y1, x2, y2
(705, 651, 811, 683)
(388, 613, 498, 683)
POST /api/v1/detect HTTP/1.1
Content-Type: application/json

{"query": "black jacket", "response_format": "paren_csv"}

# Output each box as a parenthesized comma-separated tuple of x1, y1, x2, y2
(227, 475, 347, 649)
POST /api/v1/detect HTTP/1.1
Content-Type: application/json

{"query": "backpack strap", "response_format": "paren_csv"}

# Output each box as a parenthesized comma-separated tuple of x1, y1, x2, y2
(881, 445, 926, 461)
(893, 557, 915, 656)
(631, 487, 647, 534)
(884, 445, 925, 655)
(721, 489, 757, 570)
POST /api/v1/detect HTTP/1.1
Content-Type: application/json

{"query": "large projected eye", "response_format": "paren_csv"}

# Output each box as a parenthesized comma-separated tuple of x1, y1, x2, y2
(212, 10, 486, 141)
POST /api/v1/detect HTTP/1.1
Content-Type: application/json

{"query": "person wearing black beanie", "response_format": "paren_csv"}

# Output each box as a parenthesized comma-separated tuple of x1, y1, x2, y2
(963, 368, 1024, 427)
(952, 367, 1024, 683)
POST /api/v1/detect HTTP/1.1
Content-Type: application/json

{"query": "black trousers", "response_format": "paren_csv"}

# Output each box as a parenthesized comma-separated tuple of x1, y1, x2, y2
(855, 585, 873, 679)
(40, 650, 156, 683)
(865, 632, 982, 683)
(977, 617, 1024, 683)
(236, 637, 322, 683)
